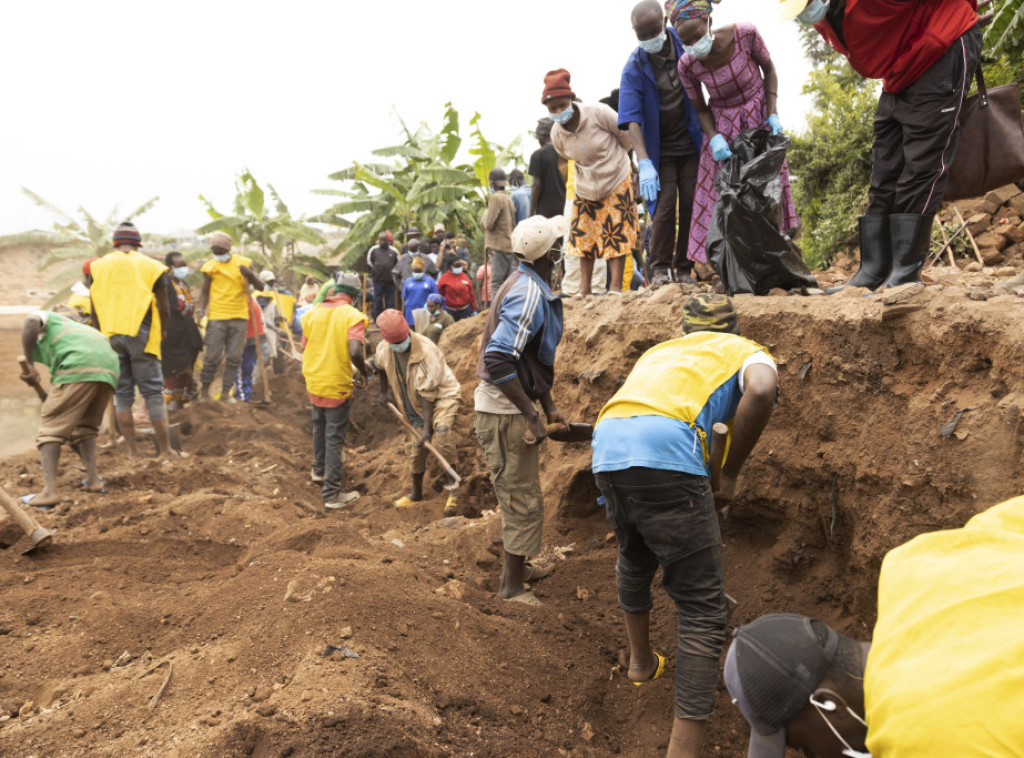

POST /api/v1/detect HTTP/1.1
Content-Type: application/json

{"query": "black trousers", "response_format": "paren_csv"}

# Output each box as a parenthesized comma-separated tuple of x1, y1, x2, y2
(650, 153, 699, 273)
(867, 25, 982, 216)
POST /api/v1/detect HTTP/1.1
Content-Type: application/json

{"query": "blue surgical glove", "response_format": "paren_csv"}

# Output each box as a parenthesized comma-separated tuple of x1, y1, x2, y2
(710, 134, 733, 162)
(637, 158, 660, 204)
(767, 114, 783, 135)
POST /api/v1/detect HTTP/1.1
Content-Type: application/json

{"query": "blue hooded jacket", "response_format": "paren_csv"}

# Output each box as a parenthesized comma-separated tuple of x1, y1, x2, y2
(618, 25, 705, 216)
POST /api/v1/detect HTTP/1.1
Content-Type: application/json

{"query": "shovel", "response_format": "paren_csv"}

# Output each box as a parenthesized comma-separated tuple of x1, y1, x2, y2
(387, 402, 461, 492)
(17, 356, 47, 402)
(0, 485, 54, 555)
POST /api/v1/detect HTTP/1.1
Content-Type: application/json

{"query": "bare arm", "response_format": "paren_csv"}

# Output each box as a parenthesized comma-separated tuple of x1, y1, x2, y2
(21, 315, 42, 366)
(154, 279, 171, 339)
(494, 377, 549, 444)
(240, 265, 265, 290)
(349, 338, 368, 379)
(761, 60, 778, 116)
(717, 364, 778, 505)
(196, 274, 212, 317)
(627, 122, 650, 162)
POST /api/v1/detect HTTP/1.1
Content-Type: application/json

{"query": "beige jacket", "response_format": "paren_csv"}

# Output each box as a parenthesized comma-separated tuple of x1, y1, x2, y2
(482, 191, 516, 252)
(552, 102, 632, 201)
(375, 333, 461, 426)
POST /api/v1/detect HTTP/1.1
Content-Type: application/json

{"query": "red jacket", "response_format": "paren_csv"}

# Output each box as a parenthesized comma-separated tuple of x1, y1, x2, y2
(817, 0, 977, 93)
(438, 271, 477, 312)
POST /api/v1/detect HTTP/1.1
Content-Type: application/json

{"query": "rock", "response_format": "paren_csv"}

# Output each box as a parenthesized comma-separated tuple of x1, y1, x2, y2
(252, 686, 272, 703)
(339, 626, 353, 639)
(985, 184, 1022, 208)
(766, 288, 788, 297)
(1008, 194, 1024, 216)
(967, 288, 990, 301)
(435, 580, 468, 600)
(581, 722, 595, 741)
(301, 690, 313, 702)
(995, 267, 1018, 277)
(649, 283, 682, 304)
(964, 261, 983, 272)
(879, 282, 925, 305)
(981, 198, 1001, 215)
(256, 704, 276, 717)
(979, 247, 1004, 266)
(974, 232, 1009, 252)
(995, 223, 1024, 245)
(576, 586, 593, 601)
(18, 701, 35, 719)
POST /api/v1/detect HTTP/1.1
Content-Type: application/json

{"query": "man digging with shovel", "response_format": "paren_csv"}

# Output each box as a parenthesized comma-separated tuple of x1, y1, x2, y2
(473, 214, 568, 606)
(374, 309, 462, 517)
(17, 311, 119, 509)
(592, 293, 778, 758)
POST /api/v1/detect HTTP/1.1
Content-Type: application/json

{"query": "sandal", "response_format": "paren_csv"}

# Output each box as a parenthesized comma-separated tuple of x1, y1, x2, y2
(633, 652, 667, 686)
(20, 494, 60, 511)
(80, 477, 106, 493)
(523, 561, 554, 582)
(505, 590, 542, 606)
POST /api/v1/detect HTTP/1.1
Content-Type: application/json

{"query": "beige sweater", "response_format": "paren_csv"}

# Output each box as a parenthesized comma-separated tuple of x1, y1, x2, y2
(552, 103, 632, 201)
(482, 191, 516, 252)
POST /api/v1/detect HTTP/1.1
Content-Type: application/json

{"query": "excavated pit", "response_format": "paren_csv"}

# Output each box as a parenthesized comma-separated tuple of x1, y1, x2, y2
(2, 283, 1024, 756)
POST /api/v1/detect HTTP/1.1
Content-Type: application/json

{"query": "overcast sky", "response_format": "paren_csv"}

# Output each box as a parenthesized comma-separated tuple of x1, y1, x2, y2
(0, 0, 815, 237)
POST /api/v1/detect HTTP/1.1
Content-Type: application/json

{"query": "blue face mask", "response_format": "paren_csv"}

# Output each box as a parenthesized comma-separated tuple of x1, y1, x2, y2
(798, 0, 829, 24)
(389, 336, 411, 353)
(173, 266, 190, 280)
(549, 104, 574, 125)
(684, 22, 714, 59)
(451, 266, 463, 275)
(214, 253, 231, 263)
(638, 29, 666, 54)
(412, 272, 425, 280)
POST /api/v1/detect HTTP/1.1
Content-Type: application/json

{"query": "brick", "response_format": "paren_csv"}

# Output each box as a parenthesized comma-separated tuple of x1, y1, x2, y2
(1008, 194, 1024, 216)
(974, 231, 1010, 251)
(979, 247, 1004, 266)
(981, 199, 1002, 215)
(994, 224, 1024, 245)
(965, 212, 991, 236)
(985, 184, 1023, 207)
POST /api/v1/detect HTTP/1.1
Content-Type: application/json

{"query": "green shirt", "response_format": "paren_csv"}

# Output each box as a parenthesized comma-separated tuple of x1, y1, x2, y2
(33, 313, 119, 390)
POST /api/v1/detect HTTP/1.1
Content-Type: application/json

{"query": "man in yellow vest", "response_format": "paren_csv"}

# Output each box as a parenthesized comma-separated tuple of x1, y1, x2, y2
(724, 493, 1024, 758)
(591, 293, 778, 758)
(65, 258, 95, 320)
(195, 232, 265, 401)
(89, 222, 175, 459)
(300, 272, 369, 511)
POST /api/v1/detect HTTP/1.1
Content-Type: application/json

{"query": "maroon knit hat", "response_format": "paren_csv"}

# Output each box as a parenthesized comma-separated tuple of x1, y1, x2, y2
(112, 221, 142, 248)
(542, 69, 575, 104)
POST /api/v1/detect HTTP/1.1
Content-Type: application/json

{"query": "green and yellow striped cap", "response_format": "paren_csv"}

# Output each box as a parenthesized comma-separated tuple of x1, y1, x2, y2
(682, 293, 740, 335)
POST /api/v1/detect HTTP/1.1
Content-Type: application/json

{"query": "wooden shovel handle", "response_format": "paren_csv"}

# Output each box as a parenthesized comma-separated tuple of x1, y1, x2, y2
(387, 402, 461, 487)
(17, 356, 47, 402)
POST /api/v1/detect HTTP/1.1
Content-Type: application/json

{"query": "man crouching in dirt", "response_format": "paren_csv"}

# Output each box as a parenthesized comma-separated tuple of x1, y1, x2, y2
(591, 294, 778, 758)
(374, 308, 462, 516)
(474, 215, 568, 606)
(19, 311, 119, 509)
(300, 272, 370, 511)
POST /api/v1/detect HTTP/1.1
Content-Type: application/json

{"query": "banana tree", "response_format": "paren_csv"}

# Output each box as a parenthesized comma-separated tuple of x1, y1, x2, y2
(197, 170, 330, 290)
(0, 188, 161, 307)
(312, 102, 524, 268)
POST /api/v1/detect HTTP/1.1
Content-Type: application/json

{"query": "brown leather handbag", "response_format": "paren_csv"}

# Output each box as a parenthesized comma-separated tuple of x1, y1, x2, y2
(944, 67, 1024, 202)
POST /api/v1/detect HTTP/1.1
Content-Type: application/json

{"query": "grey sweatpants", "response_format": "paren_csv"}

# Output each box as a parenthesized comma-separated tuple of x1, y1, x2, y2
(200, 319, 247, 393)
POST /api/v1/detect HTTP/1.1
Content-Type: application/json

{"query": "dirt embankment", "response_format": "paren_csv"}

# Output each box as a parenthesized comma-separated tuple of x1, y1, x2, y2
(2, 281, 1024, 757)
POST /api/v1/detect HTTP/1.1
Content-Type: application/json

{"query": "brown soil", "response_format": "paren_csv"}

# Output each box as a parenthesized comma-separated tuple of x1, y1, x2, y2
(3, 249, 1024, 756)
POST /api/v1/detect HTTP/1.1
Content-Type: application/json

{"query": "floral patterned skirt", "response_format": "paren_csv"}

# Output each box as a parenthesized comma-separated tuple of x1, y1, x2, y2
(567, 174, 639, 260)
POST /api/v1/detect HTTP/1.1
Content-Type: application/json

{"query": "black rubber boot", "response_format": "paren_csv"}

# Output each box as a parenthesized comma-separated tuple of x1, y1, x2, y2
(882, 213, 934, 288)
(826, 215, 891, 294)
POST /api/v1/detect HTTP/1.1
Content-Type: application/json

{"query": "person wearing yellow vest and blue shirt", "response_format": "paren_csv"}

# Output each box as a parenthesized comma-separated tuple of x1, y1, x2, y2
(195, 231, 265, 402)
(89, 222, 176, 460)
(300, 272, 370, 511)
(592, 293, 778, 758)
(723, 494, 1024, 757)
(18, 311, 119, 509)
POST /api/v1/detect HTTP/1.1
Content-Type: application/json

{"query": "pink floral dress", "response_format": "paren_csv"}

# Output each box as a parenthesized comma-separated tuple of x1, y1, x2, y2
(678, 23, 799, 263)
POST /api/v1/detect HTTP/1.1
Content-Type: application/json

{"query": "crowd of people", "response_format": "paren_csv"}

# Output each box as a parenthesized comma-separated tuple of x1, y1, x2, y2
(13, 1, 1008, 756)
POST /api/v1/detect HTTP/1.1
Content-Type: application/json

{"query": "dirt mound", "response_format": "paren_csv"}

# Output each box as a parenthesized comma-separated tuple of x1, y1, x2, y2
(3, 281, 1024, 756)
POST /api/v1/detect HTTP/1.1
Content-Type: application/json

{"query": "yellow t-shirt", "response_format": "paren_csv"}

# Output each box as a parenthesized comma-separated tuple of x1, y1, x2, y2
(865, 495, 1024, 756)
(89, 250, 165, 359)
(300, 302, 368, 401)
(201, 254, 253, 321)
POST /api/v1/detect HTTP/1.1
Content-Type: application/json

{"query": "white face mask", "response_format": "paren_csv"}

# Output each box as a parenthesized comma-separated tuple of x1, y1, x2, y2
(214, 252, 231, 263)
(798, 0, 829, 25)
(638, 28, 666, 54)
(683, 20, 714, 59)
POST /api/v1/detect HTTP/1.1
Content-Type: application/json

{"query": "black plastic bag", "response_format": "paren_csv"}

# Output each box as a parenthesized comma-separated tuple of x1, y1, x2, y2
(706, 129, 816, 295)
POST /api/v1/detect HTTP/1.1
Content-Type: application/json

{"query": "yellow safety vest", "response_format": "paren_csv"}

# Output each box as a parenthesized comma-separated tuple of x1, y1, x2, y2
(89, 250, 165, 359)
(300, 302, 368, 401)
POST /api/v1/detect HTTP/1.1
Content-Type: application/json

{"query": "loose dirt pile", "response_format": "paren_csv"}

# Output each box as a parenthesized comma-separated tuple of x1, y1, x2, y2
(3, 276, 1024, 757)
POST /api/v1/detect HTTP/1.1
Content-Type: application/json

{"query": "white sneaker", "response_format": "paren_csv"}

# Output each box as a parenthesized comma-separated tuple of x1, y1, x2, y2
(311, 469, 325, 484)
(324, 491, 360, 510)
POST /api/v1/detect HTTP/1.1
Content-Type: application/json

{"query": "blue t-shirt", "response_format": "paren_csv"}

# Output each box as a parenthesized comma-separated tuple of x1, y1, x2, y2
(592, 371, 745, 476)
(403, 276, 438, 325)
